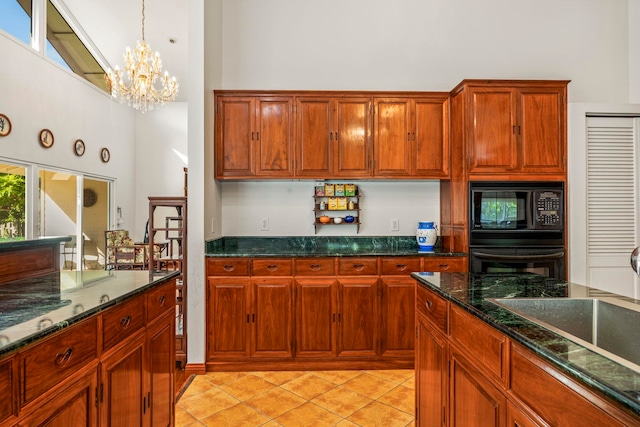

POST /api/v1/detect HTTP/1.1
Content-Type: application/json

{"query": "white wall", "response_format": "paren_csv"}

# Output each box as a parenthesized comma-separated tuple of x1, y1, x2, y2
(0, 32, 137, 229)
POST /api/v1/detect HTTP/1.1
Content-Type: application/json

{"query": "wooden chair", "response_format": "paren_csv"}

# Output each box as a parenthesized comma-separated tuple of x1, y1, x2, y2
(104, 230, 147, 270)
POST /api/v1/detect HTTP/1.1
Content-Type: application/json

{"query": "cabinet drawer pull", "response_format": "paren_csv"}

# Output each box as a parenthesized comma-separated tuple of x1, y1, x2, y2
(310, 264, 322, 271)
(266, 265, 278, 272)
(439, 263, 449, 270)
(100, 294, 110, 304)
(158, 295, 166, 305)
(425, 300, 433, 310)
(55, 347, 74, 366)
(353, 263, 364, 271)
(396, 264, 407, 271)
(120, 315, 131, 328)
(223, 264, 235, 272)
(37, 318, 53, 331)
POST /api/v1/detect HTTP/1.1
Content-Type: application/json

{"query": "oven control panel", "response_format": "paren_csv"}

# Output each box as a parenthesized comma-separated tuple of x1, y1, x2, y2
(535, 190, 563, 229)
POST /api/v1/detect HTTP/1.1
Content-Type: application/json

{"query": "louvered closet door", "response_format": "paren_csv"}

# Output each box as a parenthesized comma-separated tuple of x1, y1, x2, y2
(586, 116, 639, 297)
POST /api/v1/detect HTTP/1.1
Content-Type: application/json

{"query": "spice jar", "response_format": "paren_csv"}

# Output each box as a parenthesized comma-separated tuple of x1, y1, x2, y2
(348, 200, 355, 210)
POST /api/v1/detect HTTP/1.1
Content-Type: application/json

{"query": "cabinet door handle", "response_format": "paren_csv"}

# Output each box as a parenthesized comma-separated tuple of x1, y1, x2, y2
(223, 264, 235, 272)
(247, 314, 251, 323)
(267, 265, 278, 272)
(55, 347, 74, 367)
(329, 132, 333, 141)
(310, 264, 322, 271)
(158, 295, 166, 305)
(425, 300, 433, 310)
(252, 314, 256, 323)
(120, 315, 131, 328)
(251, 131, 255, 140)
(332, 313, 336, 322)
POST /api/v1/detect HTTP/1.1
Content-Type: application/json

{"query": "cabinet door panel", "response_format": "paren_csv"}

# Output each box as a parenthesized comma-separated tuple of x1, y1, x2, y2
(296, 98, 332, 176)
(295, 279, 337, 358)
(0, 358, 15, 424)
(414, 98, 449, 177)
(469, 88, 517, 173)
(338, 278, 379, 357)
(374, 99, 411, 176)
(449, 349, 506, 427)
(416, 317, 447, 427)
(380, 278, 415, 357)
(519, 89, 564, 173)
(252, 279, 293, 358)
(256, 98, 294, 176)
(216, 98, 255, 177)
(100, 337, 145, 427)
(148, 313, 175, 427)
(207, 279, 250, 358)
(335, 98, 372, 176)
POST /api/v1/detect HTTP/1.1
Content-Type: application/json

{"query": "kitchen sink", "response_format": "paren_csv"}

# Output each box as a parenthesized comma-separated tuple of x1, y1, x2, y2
(487, 297, 640, 371)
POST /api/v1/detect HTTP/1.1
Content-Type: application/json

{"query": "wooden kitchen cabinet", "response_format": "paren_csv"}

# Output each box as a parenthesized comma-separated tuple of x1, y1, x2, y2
(455, 81, 568, 178)
(295, 278, 338, 358)
(337, 277, 379, 357)
(206, 276, 294, 360)
(0, 358, 15, 425)
(380, 277, 415, 358)
(147, 311, 176, 427)
(373, 96, 450, 178)
(215, 95, 294, 178)
(296, 96, 373, 178)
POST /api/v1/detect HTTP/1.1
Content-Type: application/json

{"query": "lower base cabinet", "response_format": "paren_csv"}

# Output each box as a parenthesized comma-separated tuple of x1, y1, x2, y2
(415, 284, 640, 427)
(207, 256, 467, 370)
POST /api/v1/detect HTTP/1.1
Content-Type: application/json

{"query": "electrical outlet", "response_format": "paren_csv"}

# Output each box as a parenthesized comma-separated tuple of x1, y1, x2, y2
(261, 218, 269, 231)
(391, 218, 399, 231)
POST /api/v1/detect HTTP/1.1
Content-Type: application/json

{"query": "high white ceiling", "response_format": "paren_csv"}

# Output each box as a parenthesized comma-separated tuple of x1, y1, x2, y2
(63, 0, 189, 102)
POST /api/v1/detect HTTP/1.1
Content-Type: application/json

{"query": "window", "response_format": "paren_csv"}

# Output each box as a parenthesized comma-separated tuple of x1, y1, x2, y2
(0, 0, 109, 94)
(0, 164, 26, 240)
(0, 0, 32, 46)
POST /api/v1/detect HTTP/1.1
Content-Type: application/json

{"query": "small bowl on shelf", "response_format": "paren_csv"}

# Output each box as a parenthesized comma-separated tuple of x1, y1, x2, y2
(344, 215, 355, 223)
(319, 216, 331, 224)
(334, 217, 343, 224)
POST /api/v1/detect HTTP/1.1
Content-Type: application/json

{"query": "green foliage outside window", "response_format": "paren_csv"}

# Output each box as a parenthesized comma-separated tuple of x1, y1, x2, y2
(0, 173, 26, 239)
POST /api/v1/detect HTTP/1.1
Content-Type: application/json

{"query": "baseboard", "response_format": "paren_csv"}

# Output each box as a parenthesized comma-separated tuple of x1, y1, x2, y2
(184, 363, 207, 376)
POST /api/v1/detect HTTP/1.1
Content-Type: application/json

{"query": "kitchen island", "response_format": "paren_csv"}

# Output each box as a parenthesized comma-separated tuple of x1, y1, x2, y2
(0, 269, 179, 426)
(413, 272, 640, 426)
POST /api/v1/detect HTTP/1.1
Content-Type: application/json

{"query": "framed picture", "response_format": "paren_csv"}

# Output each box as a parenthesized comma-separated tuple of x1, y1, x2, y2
(0, 114, 12, 137)
(74, 139, 85, 156)
(39, 129, 54, 148)
(100, 147, 110, 163)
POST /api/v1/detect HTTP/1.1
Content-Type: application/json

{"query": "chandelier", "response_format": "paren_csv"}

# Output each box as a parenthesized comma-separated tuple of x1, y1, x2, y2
(105, 0, 178, 113)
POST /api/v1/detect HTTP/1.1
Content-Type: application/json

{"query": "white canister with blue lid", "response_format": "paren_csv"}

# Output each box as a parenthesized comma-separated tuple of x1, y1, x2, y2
(416, 221, 437, 251)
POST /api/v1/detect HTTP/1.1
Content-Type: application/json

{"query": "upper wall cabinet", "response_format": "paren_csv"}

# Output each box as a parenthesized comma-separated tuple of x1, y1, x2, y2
(215, 95, 294, 179)
(214, 90, 450, 180)
(453, 80, 569, 179)
(296, 96, 373, 178)
(373, 96, 449, 178)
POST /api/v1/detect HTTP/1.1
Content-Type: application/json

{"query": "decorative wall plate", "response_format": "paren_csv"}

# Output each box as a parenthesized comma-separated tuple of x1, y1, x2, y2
(0, 114, 11, 137)
(100, 147, 110, 163)
(74, 139, 85, 156)
(84, 188, 97, 207)
(39, 129, 54, 148)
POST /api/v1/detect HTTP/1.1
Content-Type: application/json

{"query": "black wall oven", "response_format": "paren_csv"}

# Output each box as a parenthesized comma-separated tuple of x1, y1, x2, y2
(469, 181, 566, 280)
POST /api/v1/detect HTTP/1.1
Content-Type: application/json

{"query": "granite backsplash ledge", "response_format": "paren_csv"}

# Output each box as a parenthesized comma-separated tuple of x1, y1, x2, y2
(205, 236, 464, 257)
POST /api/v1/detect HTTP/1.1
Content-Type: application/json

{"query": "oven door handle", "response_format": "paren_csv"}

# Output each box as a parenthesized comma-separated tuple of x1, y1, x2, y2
(473, 251, 565, 260)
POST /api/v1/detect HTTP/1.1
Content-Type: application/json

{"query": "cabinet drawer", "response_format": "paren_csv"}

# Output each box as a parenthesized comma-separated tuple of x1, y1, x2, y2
(252, 258, 293, 276)
(295, 258, 335, 276)
(207, 258, 250, 276)
(423, 256, 467, 272)
(338, 257, 378, 275)
(21, 317, 98, 406)
(381, 257, 421, 275)
(450, 304, 507, 385)
(146, 279, 176, 323)
(416, 285, 448, 334)
(102, 296, 146, 352)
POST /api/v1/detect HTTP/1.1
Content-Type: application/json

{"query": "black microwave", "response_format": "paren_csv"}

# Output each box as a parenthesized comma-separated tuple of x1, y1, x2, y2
(469, 181, 564, 247)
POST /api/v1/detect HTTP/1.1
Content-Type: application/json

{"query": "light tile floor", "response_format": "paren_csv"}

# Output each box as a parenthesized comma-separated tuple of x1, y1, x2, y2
(176, 370, 416, 427)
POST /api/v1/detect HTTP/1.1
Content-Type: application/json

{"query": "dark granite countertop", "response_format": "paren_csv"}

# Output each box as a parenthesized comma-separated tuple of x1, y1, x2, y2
(412, 272, 640, 418)
(0, 236, 71, 251)
(0, 270, 179, 358)
(206, 236, 466, 258)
